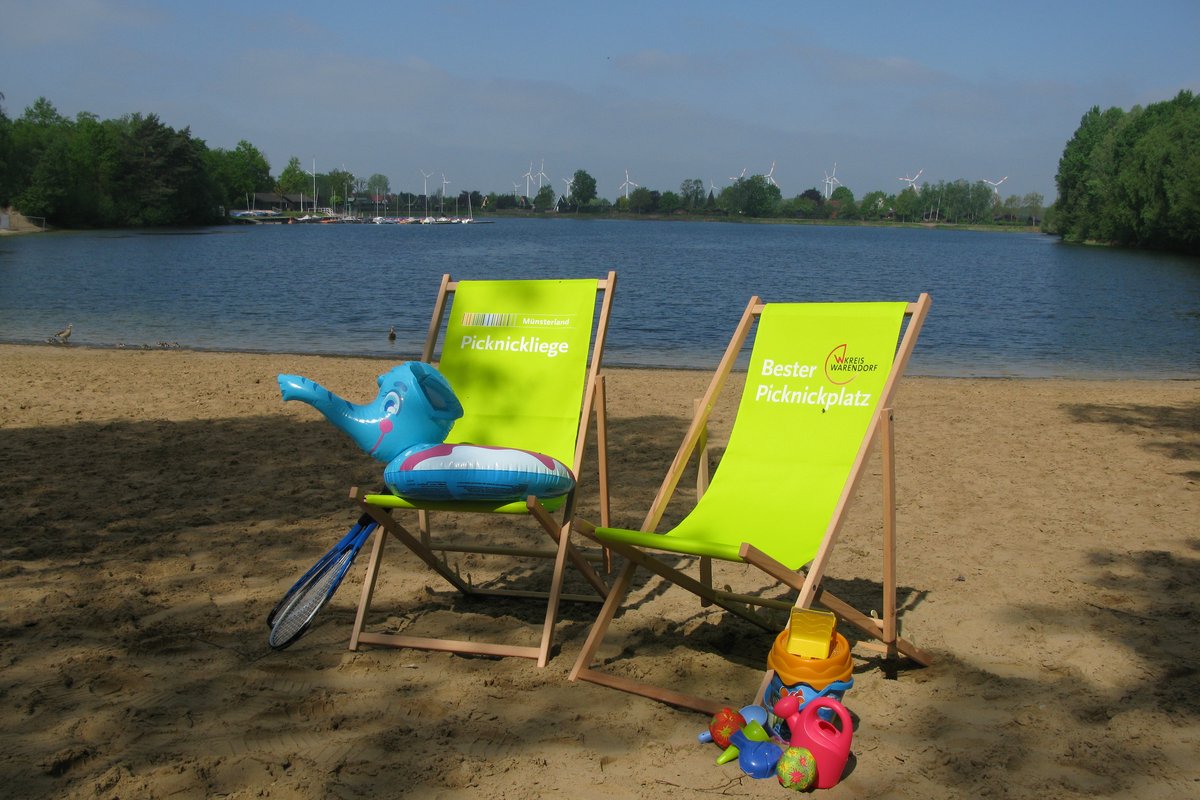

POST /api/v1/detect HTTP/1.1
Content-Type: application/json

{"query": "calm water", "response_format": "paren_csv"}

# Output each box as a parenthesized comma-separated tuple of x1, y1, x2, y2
(1, 219, 1198, 378)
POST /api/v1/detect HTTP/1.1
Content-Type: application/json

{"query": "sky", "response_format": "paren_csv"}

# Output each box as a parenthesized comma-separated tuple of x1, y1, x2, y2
(2, 1, 1198, 204)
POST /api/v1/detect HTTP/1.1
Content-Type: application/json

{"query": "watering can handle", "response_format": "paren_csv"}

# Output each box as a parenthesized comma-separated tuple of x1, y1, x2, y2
(802, 697, 853, 743)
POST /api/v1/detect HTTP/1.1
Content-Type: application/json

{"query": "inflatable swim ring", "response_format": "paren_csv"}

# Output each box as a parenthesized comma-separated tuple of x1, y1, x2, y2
(385, 443, 576, 502)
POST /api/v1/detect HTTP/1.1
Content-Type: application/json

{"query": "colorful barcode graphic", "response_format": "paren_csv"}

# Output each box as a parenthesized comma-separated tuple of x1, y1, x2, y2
(461, 312, 518, 327)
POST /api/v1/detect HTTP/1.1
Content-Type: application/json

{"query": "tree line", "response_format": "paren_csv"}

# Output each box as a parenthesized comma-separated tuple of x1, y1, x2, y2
(0, 94, 1045, 229)
(552, 172, 1045, 227)
(1052, 90, 1199, 254)
(0, 96, 271, 226)
(2, 90, 1195, 252)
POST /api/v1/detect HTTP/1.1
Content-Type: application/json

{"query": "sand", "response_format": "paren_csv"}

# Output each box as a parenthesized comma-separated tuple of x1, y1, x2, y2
(1, 344, 1197, 799)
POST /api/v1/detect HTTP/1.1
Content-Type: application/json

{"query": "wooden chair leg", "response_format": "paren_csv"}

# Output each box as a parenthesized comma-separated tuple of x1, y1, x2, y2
(695, 397, 713, 608)
(349, 516, 388, 651)
(569, 560, 637, 682)
(537, 520, 574, 667)
(595, 376, 613, 572)
(881, 409, 899, 659)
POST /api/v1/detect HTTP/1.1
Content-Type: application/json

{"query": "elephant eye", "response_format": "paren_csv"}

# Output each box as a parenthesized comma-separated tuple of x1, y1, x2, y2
(383, 391, 402, 416)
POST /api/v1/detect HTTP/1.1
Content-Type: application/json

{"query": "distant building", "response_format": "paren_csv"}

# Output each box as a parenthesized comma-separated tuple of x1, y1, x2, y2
(252, 193, 309, 212)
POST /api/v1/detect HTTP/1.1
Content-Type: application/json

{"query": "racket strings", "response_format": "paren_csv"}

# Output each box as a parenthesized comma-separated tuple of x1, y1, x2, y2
(268, 548, 355, 648)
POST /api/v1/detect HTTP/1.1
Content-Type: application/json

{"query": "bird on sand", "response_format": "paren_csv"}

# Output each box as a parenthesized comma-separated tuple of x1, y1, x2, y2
(52, 323, 73, 344)
(388, 325, 396, 341)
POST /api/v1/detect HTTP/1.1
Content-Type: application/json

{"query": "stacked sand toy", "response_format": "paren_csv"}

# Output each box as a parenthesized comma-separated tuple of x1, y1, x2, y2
(765, 610, 854, 738)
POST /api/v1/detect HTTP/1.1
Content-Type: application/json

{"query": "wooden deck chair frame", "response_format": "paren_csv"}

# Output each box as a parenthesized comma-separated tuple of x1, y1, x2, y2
(348, 272, 616, 667)
(569, 293, 932, 713)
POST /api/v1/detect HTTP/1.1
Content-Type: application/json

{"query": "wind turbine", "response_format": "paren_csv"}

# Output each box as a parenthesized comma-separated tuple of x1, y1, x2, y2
(512, 181, 525, 207)
(561, 175, 574, 200)
(899, 168, 923, 191)
(536, 159, 550, 190)
(306, 158, 318, 213)
(420, 169, 433, 219)
(982, 175, 1008, 194)
(522, 162, 535, 200)
(619, 169, 638, 200)
(728, 167, 748, 181)
(440, 173, 451, 215)
(765, 161, 779, 187)
(823, 163, 841, 199)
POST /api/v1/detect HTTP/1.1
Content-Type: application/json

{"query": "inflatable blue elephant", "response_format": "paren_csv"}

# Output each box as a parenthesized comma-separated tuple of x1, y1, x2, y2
(278, 362, 463, 463)
(279, 361, 576, 502)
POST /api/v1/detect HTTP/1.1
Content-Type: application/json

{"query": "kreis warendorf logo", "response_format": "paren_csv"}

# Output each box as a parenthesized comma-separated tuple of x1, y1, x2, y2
(824, 343, 880, 385)
(755, 342, 882, 410)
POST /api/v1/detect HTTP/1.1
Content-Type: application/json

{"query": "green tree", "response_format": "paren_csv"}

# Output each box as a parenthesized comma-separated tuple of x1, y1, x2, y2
(110, 113, 219, 225)
(9, 97, 67, 197)
(10, 99, 68, 218)
(679, 178, 704, 209)
(784, 189, 823, 218)
(893, 185, 921, 222)
(0, 91, 11, 205)
(789, 195, 818, 217)
(1055, 104, 1126, 240)
(207, 139, 271, 210)
(658, 190, 682, 213)
(571, 169, 597, 205)
(627, 186, 656, 213)
(276, 156, 309, 194)
(829, 185, 856, 218)
(534, 184, 556, 210)
(14, 136, 70, 218)
(719, 174, 781, 217)
(1115, 91, 1200, 250)
(367, 173, 390, 202)
(1020, 192, 1045, 224)
(859, 190, 888, 220)
(325, 167, 355, 210)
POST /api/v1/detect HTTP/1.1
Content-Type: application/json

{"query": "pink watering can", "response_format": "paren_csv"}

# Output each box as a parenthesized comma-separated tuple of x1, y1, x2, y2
(776, 695, 853, 789)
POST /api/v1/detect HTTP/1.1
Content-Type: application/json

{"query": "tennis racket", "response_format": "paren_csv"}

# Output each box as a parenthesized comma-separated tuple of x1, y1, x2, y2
(267, 513, 379, 650)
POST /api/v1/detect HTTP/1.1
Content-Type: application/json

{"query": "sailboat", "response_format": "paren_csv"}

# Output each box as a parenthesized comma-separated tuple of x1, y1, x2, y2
(457, 192, 493, 224)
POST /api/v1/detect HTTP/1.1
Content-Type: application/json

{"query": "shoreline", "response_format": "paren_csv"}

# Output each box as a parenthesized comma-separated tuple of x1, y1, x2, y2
(3, 341, 1196, 382)
(2, 345, 1198, 798)
(1, 211, 1045, 236)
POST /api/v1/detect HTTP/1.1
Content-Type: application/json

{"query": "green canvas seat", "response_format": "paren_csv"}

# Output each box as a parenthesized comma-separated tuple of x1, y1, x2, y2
(569, 294, 932, 713)
(350, 273, 616, 667)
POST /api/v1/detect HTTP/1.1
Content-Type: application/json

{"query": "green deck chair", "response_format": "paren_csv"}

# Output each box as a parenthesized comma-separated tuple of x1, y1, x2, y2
(569, 294, 932, 712)
(350, 272, 616, 667)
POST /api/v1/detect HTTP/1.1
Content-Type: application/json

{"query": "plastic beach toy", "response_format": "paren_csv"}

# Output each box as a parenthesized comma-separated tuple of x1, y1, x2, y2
(767, 630, 853, 692)
(715, 719, 772, 766)
(278, 363, 462, 463)
(767, 677, 854, 737)
(726, 721, 783, 779)
(776, 746, 817, 791)
(385, 442, 575, 501)
(697, 707, 745, 749)
(280, 362, 576, 502)
(785, 696, 854, 790)
(785, 607, 838, 658)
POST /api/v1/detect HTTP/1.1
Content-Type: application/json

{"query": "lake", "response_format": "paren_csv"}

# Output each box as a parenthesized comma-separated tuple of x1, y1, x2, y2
(1, 218, 1198, 378)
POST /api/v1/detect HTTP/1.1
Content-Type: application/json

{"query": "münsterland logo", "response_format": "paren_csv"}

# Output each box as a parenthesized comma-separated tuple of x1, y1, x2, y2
(458, 311, 573, 358)
(461, 312, 518, 327)
(824, 343, 879, 385)
(461, 312, 572, 328)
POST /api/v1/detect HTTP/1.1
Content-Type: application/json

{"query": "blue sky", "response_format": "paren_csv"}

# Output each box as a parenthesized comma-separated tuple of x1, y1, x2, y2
(3, 1, 1197, 203)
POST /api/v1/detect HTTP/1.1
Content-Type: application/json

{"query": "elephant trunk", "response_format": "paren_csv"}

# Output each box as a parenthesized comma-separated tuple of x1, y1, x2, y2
(278, 374, 383, 458)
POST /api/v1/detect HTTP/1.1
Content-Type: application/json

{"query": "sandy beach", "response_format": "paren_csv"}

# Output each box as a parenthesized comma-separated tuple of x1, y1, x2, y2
(1, 343, 1197, 799)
